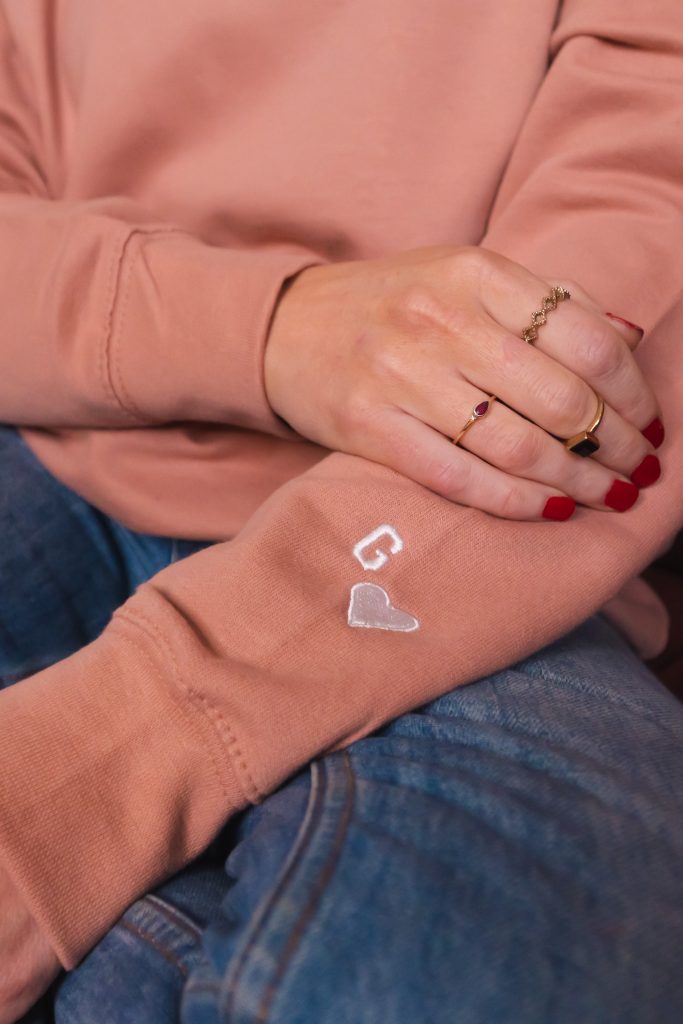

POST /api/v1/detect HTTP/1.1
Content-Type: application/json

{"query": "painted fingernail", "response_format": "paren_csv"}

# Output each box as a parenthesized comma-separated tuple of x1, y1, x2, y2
(630, 454, 661, 488)
(641, 417, 665, 449)
(604, 480, 639, 512)
(605, 312, 644, 338)
(543, 496, 576, 521)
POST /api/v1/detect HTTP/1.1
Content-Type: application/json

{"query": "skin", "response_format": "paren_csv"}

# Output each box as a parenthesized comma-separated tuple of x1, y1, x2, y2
(265, 245, 660, 519)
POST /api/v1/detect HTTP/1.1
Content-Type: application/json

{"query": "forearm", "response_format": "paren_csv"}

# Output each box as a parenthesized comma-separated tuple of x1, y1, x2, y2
(1, 355, 681, 969)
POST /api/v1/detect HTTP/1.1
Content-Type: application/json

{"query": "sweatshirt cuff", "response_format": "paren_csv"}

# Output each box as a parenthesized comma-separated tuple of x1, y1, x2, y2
(0, 615, 248, 970)
(106, 231, 325, 437)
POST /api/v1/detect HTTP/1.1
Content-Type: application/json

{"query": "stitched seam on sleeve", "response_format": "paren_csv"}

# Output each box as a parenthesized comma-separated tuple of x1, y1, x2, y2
(108, 616, 237, 808)
(100, 227, 147, 422)
(113, 607, 263, 805)
(103, 227, 184, 423)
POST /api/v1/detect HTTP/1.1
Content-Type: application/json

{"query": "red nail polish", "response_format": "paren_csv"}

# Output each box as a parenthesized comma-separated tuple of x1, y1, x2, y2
(630, 454, 661, 488)
(543, 496, 576, 521)
(641, 417, 665, 449)
(605, 312, 644, 338)
(604, 480, 639, 512)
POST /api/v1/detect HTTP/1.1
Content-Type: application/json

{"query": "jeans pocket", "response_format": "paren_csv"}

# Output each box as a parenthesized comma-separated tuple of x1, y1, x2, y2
(54, 894, 206, 1024)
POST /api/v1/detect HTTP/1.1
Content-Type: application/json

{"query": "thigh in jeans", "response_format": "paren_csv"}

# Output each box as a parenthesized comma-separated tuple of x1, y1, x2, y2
(177, 614, 683, 1024)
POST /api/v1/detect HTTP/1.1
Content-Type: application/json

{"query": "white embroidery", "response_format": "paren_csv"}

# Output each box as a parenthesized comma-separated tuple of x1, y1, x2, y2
(347, 582, 420, 632)
(352, 524, 404, 571)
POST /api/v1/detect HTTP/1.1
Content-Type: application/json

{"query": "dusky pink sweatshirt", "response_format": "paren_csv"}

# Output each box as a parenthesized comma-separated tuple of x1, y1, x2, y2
(0, 0, 682, 969)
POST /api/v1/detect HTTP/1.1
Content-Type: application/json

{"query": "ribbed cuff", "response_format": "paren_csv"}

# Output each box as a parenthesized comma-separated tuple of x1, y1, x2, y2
(0, 615, 247, 969)
(107, 230, 325, 436)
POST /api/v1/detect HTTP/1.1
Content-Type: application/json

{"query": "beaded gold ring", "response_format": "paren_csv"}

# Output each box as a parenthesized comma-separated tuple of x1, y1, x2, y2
(522, 285, 571, 345)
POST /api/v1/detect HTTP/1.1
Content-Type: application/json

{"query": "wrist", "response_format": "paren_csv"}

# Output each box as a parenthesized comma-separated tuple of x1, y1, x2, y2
(264, 263, 318, 423)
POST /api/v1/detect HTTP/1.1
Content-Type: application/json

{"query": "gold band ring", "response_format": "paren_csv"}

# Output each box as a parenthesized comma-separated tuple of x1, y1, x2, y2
(522, 285, 571, 345)
(562, 390, 605, 456)
(451, 286, 576, 451)
(452, 395, 498, 446)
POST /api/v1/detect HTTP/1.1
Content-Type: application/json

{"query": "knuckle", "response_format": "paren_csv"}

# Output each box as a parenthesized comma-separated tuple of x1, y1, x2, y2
(494, 425, 544, 473)
(497, 482, 525, 519)
(366, 336, 410, 383)
(425, 454, 471, 497)
(542, 377, 591, 428)
(392, 278, 468, 338)
(449, 245, 493, 286)
(575, 322, 624, 380)
(393, 283, 439, 323)
(561, 277, 581, 296)
(454, 244, 486, 270)
(332, 386, 371, 434)
(392, 281, 470, 339)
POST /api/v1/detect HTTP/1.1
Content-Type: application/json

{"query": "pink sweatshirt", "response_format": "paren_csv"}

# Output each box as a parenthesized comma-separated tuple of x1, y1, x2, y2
(0, 0, 682, 969)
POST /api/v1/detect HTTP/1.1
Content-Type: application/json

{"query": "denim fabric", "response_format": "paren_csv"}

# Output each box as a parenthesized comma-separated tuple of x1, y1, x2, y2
(3, 424, 683, 1024)
(0, 425, 211, 687)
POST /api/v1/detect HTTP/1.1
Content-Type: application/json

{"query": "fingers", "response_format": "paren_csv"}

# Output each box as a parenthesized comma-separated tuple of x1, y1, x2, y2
(522, 286, 656, 428)
(540, 277, 644, 352)
(478, 249, 645, 351)
(448, 317, 651, 482)
(367, 407, 578, 521)
(446, 275, 661, 483)
(475, 253, 661, 432)
(398, 375, 646, 514)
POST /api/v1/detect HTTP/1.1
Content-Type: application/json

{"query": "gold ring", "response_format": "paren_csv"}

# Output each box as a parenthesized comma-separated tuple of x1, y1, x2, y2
(562, 391, 605, 456)
(522, 285, 571, 345)
(452, 395, 497, 446)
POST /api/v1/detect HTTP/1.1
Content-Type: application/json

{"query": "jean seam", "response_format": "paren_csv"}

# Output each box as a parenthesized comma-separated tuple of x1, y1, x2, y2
(219, 753, 356, 1023)
(118, 918, 192, 978)
(181, 774, 327, 1007)
(143, 892, 203, 941)
(256, 753, 355, 1023)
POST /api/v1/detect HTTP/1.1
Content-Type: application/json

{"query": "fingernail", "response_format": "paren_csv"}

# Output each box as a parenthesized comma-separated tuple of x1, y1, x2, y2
(604, 480, 639, 512)
(605, 312, 644, 339)
(543, 496, 576, 521)
(641, 417, 665, 449)
(630, 454, 661, 488)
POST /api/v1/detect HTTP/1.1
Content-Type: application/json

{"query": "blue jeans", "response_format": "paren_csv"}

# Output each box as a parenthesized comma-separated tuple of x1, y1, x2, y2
(3, 424, 683, 1024)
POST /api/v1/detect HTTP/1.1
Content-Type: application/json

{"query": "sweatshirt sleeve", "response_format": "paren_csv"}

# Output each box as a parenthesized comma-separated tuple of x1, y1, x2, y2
(480, 0, 683, 331)
(2, 0, 683, 970)
(0, 6, 321, 433)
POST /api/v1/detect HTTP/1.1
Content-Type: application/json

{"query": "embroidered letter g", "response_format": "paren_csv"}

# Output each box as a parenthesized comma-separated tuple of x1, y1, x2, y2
(352, 524, 404, 571)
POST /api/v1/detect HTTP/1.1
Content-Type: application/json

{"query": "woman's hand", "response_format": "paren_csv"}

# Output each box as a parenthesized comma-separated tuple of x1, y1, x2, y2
(0, 863, 61, 1024)
(264, 245, 663, 520)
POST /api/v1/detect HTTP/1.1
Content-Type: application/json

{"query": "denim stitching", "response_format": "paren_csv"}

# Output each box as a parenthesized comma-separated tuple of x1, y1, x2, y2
(219, 754, 355, 1022)
(144, 893, 203, 941)
(218, 763, 324, 1019)
(118, 918, 190, 978)
(254, 753, 355, 1023)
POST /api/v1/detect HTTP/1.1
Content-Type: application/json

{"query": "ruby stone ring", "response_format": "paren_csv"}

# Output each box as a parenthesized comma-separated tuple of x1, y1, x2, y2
(452, 395, 498, 447)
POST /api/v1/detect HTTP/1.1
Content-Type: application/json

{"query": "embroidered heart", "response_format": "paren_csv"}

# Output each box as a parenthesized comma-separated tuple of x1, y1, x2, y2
(347, 583, 419, 632)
